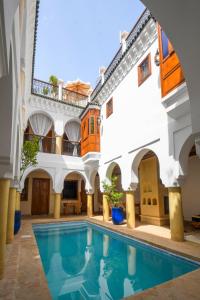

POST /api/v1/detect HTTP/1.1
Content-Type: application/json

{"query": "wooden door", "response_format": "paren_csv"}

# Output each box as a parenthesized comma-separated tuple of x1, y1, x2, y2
(32, 178, 50, 215)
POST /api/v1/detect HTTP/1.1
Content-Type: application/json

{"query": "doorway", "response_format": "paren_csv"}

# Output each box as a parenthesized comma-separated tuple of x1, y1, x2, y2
(31, 178, 50, 215)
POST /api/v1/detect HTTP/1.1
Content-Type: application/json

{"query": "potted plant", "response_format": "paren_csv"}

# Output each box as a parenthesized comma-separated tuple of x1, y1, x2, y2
(102, 176, 124, 225)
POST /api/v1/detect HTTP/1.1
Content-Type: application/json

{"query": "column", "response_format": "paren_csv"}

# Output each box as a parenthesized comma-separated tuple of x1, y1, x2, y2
(55, 135, 62, 155)
(0, 179, 10, 279)
(15, 191, 20, 211)
(58, 79, 64, 101)
(54, 193, 61, 219)
(168, 187, 184, 241)
(87, 193, 93, 218)
(6, 187, 17, 244)
(103, 193, 109, 222)
(125, 191, 135, 229)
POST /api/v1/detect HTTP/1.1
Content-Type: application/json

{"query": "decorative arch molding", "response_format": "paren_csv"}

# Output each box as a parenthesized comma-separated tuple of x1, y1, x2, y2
(64, 117, 81, 128)
(179, 133, 199, 177)
(26, 110, 55, 129)
(58, 170, 91, 193)
(20, 166, 55, 191)
(105, 161, 123, 182)
(131, 147, 162, 184)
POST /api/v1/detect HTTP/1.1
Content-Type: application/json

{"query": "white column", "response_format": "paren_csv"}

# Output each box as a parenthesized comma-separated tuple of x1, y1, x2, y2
(58, 79, 64, 101)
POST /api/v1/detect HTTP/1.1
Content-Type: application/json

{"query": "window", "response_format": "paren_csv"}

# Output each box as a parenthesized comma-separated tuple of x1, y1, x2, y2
(161, 29, 174, 60)
(62, 180, 78, 200)
(89, 116, 95, 134)
(106, 98, 113, 118)
(21, 178, 29, 201)
(138, 54, 151, 86)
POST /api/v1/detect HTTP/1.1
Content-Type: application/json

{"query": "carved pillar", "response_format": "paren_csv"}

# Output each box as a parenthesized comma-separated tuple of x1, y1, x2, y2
(0, 179, 10, 279)
(54, 193, 61, 219)
(125, 190, 136, 229)
(7, 187, 17, 244)
(55, 135, 62, 155)
(168, 187, 184, 241)
(103, 193, 109, 222)
(87, 193, 93, 218)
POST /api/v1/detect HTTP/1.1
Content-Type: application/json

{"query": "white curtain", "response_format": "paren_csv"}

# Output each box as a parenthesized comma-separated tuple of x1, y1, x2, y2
(29, 113, 53, 151)
(65, 121, 80, 156)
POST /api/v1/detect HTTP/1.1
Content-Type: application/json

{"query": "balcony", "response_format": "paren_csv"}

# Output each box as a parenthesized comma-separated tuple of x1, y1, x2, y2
(31, 78, 88, 108)
(24, 133, 56, 154)
(24, 134, 81, 157)
(62, 139, 81, 157)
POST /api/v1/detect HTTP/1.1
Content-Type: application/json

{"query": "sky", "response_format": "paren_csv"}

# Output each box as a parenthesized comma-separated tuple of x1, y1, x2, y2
(34, 0, 145, 88)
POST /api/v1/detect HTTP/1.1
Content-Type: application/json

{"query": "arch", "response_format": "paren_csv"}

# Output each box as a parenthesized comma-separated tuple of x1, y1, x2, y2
(131, 148, 161, 184)
(105, 161, 122, 182)
(26, 110, 55, 129)
(62, 170, 87, 185)
(64, 117, 81, 128)
(20, 167, 55, 191)
(179, 134, 197, 177)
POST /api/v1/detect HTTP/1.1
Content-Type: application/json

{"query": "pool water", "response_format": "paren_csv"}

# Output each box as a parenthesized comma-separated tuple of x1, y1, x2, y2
(33, 222, 199, 300)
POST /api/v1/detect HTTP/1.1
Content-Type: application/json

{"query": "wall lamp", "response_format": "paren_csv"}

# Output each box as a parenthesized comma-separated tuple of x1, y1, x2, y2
(154, 49, 160, 66)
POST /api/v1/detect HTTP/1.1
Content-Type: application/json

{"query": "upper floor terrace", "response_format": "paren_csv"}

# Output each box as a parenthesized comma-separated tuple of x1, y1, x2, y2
(32, 78, 89, 108)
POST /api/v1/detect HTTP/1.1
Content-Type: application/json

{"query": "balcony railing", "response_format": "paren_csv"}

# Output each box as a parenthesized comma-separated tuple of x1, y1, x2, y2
(24, 133, 56, 154)
(62, 139, 80, 157)
(32, 78, 88, 108)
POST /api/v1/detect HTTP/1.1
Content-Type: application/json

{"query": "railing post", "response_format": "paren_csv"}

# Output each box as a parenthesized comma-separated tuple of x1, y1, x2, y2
(58, 79, 64, 101)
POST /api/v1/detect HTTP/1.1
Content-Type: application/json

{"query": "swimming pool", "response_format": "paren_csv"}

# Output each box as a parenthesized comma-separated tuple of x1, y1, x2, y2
(33, 222, 199, 299)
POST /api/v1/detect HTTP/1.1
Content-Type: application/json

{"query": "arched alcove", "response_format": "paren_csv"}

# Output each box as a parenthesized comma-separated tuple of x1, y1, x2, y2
(132, 150, 169, 226)
(20, 168, 54, 216)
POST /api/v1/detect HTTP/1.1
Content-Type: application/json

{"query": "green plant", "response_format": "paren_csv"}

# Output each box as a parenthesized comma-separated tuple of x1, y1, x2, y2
(102, 176, 123, 207)
(49, 75, 58, 96)
(20, 137, 39, 180)
(42, 86, 49, 95)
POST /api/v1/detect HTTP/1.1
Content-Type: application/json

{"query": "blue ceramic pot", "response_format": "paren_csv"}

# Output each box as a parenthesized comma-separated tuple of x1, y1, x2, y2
(111, 207, 124, 225)
(14, 210, 21, 234)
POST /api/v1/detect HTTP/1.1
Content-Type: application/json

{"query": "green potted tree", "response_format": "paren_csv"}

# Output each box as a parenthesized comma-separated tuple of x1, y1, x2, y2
(102, 176, 124, 224)
(15, 137, 39, 234)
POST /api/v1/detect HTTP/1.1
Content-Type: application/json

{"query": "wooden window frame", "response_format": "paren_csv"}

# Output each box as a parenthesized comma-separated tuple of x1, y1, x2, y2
(138, 53, 151, 86)
(89, 116, 95, 135)
(106, 98, 113, 118)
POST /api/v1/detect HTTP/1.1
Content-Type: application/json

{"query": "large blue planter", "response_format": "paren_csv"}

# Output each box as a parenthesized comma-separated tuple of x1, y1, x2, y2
(14, 210, 21, 234)
(111, 207, 124, 225)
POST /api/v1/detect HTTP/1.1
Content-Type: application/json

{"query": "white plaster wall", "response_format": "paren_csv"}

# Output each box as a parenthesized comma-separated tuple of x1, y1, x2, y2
(182, 156, 200, 221)
(100, 40, 168, 164)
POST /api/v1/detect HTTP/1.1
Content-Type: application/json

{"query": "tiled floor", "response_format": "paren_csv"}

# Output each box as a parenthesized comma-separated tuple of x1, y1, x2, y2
(0, 215, 200, 299)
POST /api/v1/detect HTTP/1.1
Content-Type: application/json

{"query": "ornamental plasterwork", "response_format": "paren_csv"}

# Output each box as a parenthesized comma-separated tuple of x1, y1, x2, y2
(29, 95, 83, 118)
(94, 19, 157, 105)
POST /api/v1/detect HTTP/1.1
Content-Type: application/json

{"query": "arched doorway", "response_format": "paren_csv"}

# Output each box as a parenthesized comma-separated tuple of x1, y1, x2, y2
(180, 143, 200, 222)
(136, 150, 169, 226)
(21, 169, 53, 215)
(62, 172, 87, 215)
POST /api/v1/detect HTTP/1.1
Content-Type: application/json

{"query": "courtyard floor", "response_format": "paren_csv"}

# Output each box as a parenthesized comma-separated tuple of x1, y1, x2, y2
(0, 215, 200, 299)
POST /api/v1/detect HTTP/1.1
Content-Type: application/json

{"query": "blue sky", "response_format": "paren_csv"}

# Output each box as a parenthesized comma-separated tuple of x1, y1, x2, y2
(34, 0, 145, 87)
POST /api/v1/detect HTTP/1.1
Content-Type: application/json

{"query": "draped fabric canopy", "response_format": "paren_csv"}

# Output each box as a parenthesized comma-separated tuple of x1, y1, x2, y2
(29, 113, 53, 136)
(29, 113, 53, 151)
(65, 121, 80, 155)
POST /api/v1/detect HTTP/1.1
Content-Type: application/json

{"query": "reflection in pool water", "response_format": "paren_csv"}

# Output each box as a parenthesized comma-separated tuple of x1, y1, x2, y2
(33, 222, 199, 300)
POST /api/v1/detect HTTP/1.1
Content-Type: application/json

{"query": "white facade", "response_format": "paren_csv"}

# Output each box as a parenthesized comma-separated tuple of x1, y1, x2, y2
(1, 1, 199, 221)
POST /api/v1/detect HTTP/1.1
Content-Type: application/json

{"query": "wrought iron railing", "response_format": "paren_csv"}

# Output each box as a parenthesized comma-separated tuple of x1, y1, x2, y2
(32, 78, 88, 108)
(24, 133, 56, 154)
(62, 139, 81, 157)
